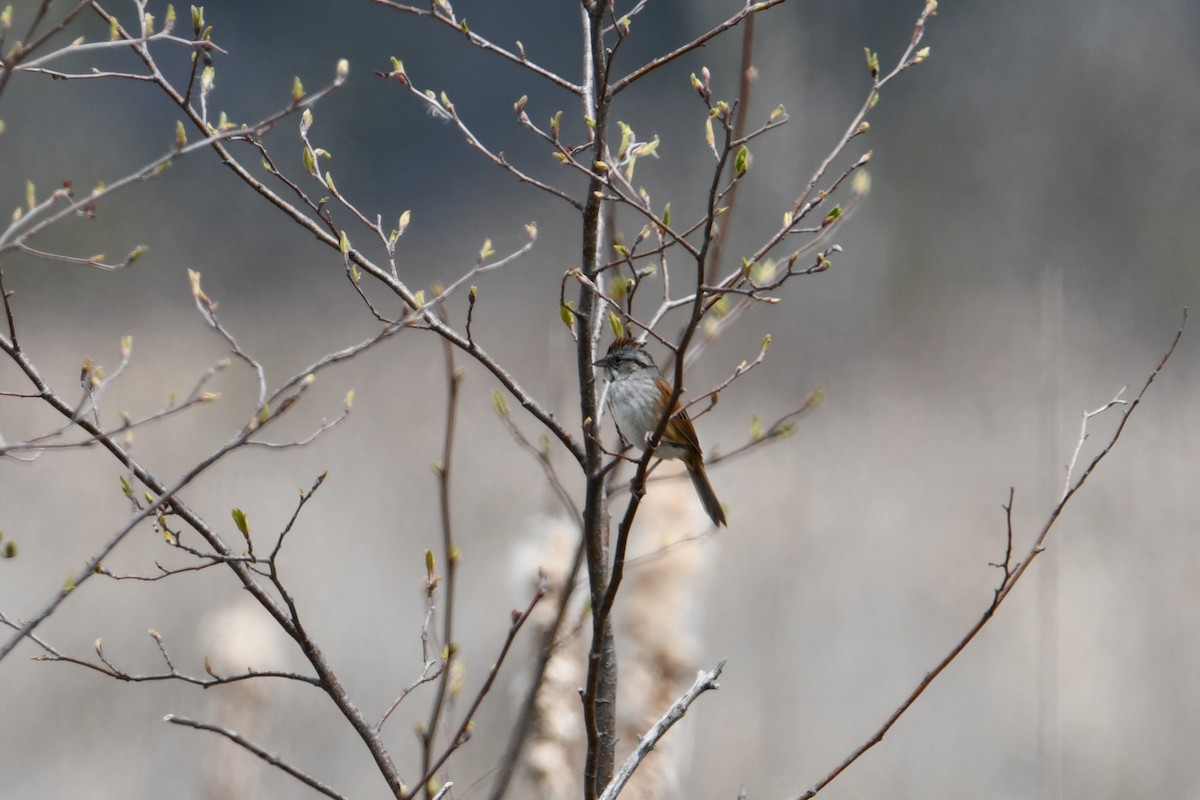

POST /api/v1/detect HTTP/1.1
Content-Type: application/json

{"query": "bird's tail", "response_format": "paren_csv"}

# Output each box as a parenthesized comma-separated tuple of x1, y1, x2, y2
(686, 456, 727, 527)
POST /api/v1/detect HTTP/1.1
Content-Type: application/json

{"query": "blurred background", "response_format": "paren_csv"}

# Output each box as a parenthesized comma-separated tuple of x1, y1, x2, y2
(1, 0, 1198, 798)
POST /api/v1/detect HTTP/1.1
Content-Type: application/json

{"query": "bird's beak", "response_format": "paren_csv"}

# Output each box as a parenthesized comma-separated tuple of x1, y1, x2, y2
(593, 355, 609, 368)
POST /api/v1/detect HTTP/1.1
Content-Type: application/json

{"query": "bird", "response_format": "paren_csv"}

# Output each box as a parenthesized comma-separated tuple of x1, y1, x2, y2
(594, 337, 727, 527)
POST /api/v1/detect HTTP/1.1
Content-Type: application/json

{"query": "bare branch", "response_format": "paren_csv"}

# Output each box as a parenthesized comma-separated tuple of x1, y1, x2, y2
(368, 0, 582, 93)
(377, 67, 582, 209)
(405, 580, 547, 800)
(2, 619, 321, 688)
(792, 310, 1187, 800)
(610, 1, 787, 94)
(598, 662, 725, 800)
(1062, 388, 1128, 500)
(419, 308, 465, 798)
(164, 715, 348, 800)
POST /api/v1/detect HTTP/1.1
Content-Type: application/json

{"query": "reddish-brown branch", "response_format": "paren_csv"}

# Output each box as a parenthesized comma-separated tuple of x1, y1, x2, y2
(794, 310, 1187, 800)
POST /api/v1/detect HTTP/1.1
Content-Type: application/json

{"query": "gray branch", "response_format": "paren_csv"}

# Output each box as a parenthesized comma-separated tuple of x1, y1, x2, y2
(597, 661, 726, 800)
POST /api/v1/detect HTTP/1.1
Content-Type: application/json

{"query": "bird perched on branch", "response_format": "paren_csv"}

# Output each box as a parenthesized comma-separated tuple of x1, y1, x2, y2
(595, 338, 727, 527)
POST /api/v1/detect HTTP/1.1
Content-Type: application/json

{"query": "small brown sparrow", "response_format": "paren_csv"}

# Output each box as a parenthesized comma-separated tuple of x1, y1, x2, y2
(594, 338, 727, 527)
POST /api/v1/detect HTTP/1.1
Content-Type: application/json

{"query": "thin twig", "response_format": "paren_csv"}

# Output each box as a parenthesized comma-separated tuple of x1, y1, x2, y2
(420, 308, 464, 798)
(405, 580, 547, 800)
(1061, 388, 1127, 500)
(3, 617, 321, 688)
(164, 715, 348, 800)
(368, 0, 581, 94)
(610, 1, 787, 94)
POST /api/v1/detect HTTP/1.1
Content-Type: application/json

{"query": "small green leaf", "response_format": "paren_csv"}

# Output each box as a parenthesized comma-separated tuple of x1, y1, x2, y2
(425, 549, 435, 575)
(339, 230, 350, 254)
(864, 48, 879, 77)
(292, 75, 305, 102)
(632, 138, 658, 158)
(661, 202, 671, 227)
(617, 120, 632, 159)
(734, 145, 750, 177)
(752, 259, 777, 284)
(750, 413, 763, 442)
(479, 238, 494, 259)
(607, 310, 623, 338)
(492, 389, 509, 417)
(853, 169, 872, 197)
(231, 508, 249, 535)
(119, 475, 132, 497)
